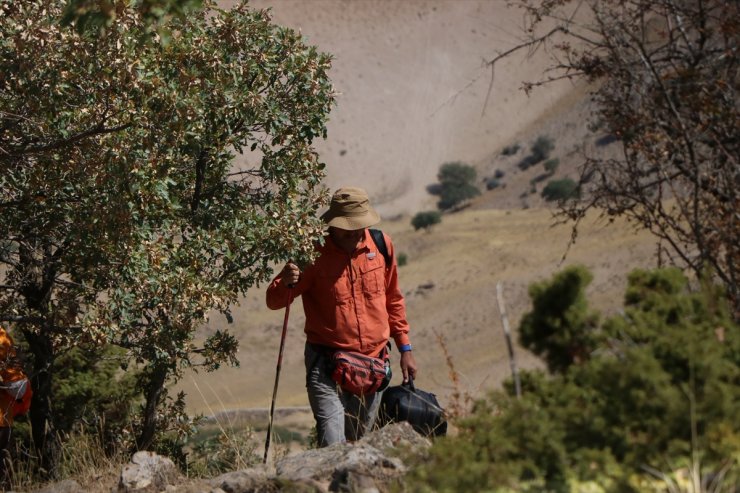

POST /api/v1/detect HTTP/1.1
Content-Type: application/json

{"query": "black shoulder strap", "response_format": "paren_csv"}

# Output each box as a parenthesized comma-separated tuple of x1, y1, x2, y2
(369, 228, 392, 268)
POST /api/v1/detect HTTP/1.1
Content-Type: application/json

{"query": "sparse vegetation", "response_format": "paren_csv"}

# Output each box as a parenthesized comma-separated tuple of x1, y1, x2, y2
(541, 178, 579, 202)
(501, 0, 740, 314)
(531, 135, 555, 163)
(431, 162, 481, 211)
(411, 211, 442, 231)
(485, 178, 501, 190)
(397, 252, 408, 267)
(518, 135, 556, 170)
(186, 427, 259, 477)
(501, 144, 521, 156)
(543, 158, 560, 174)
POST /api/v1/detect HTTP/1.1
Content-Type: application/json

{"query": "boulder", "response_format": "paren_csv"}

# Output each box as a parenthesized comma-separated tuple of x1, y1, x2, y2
(118, 451, 181, 493)
(275, 422, 429, 492)
(210, 466, 273, 493)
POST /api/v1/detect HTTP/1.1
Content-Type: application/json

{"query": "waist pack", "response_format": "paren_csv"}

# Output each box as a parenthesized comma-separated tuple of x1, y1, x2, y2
(380, 376, 447, 437)
(331, 349, 391, 396)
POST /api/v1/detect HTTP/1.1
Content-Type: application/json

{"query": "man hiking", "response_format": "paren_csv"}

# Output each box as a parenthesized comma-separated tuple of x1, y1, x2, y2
(266, 186, 417, 446)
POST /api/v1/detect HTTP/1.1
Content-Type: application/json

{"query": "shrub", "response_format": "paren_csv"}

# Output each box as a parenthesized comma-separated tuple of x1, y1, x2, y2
(543, 158, 560, 174)
(541, 178, 578, 201)
(485, 178, 501, 190)
(434, 162, 480, 210)
(518, 266, 600, 374)
(52, 345, 139, 451)
(494, 169, 506, 179)
(411, 211, 442, 231)
(501, 143, 521, 156)
(397, 252, 408, 267)
(531, 135, 555, 163)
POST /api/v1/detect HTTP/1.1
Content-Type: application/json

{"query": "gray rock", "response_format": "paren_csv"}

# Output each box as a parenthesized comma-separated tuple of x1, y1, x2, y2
(210, 466, 276, 493)
(358, 421, 431, 452)
(118, 451, 181, 493)
(275, 423, 428, 492)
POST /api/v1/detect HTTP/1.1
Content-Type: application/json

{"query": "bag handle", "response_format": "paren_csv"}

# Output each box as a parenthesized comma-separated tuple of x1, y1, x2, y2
(403, 374, 416, 393)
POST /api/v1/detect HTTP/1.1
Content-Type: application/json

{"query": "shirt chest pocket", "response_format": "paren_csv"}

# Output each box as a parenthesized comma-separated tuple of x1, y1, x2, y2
(360, 262, 385, 298)
(318, 265, 352, 303)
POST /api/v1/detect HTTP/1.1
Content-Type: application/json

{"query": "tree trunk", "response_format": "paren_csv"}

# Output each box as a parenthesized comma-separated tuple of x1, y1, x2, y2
(135, 365, 168, 451)
(23, 328, 61, 478)
(18, 242, 61, 477)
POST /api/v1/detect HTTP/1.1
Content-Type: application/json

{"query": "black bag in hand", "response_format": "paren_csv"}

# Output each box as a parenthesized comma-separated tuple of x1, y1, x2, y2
(380, 376, 447, 437)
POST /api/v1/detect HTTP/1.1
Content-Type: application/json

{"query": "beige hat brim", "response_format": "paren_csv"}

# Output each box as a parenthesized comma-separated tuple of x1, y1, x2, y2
(321, 207, 380, 230)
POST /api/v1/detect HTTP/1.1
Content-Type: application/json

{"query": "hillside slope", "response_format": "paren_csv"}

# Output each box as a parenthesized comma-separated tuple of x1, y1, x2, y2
(222, 0, 581, 215)
(180, 207, 657, 415)
(179, 1, 656, 419)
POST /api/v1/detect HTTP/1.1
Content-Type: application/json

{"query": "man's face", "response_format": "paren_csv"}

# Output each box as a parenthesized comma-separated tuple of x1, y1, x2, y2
(329, 227, 365, 253)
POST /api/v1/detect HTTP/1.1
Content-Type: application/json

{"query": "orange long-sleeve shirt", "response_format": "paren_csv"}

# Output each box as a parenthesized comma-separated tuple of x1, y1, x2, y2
(266, 229, 411, 358)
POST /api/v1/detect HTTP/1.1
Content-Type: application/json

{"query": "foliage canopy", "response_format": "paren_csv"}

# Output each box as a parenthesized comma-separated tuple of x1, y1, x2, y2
(433, 161, 480, 211)
(411, 211, 442, 232)
(406, 268, 740, 492)
(0, 0, 334, 474)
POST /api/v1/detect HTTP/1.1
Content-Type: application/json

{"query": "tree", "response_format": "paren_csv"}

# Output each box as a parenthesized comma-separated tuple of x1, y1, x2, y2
(490, 0, 740, 315)
(530, 135, 555, 164)
(411, 211, 442, 231)
(518, 265, 600, 374)
(0, 0, 334, 475)
(541, 178, 579, 202)
(434, 161, 481, 210)
(406, 268, 739, 491)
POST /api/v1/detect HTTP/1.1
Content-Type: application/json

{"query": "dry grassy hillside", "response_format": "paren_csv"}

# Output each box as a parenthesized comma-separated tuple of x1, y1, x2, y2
(223, 0, 581, 215)
(178, 1, 658, 425)
(179, 208, 657, 417)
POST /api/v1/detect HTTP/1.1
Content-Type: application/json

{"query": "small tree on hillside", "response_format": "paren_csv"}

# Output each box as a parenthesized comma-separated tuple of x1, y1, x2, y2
(411, 211, 442, 231)
(434, 161, 481, 210)
(541, 178, 579, 202)
(530, 135, 555, 164)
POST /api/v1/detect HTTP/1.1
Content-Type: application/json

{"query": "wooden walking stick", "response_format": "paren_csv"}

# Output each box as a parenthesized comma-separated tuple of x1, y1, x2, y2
(263, 286, 294, 464)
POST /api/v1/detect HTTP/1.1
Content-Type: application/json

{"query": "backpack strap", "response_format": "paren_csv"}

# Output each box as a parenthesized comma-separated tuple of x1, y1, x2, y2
(369, 228, 392, 269)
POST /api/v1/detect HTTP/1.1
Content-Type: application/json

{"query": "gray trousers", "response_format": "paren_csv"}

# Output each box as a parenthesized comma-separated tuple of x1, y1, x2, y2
(305, 343, 384, 447)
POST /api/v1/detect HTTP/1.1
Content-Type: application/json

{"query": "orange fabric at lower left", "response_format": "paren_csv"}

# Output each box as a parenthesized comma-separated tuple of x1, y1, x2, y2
(0, 327, 32, 427)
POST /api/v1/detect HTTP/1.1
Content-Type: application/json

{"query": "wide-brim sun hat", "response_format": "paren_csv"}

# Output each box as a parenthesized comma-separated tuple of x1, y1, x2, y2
(320, 186, 381, 230)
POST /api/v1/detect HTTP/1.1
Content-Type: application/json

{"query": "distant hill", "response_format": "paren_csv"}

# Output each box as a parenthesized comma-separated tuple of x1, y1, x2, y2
(220, 0, 586, 216)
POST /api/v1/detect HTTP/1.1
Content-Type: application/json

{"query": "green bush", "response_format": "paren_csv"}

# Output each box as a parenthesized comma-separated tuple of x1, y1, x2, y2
(52, 345, 139, 450)
(411, 211, 442, 231)
(485, 178, 501, 190)
(397, 252, 408, 267)
(519, 266, 600, 374)
(541, 178, 579, 201)
(531, 135, 555, 163)
(405, 268, 740, 492)
(543, 158, 560, 174)
(501, 143, 521, 156)
(434, 162, 480, 210)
